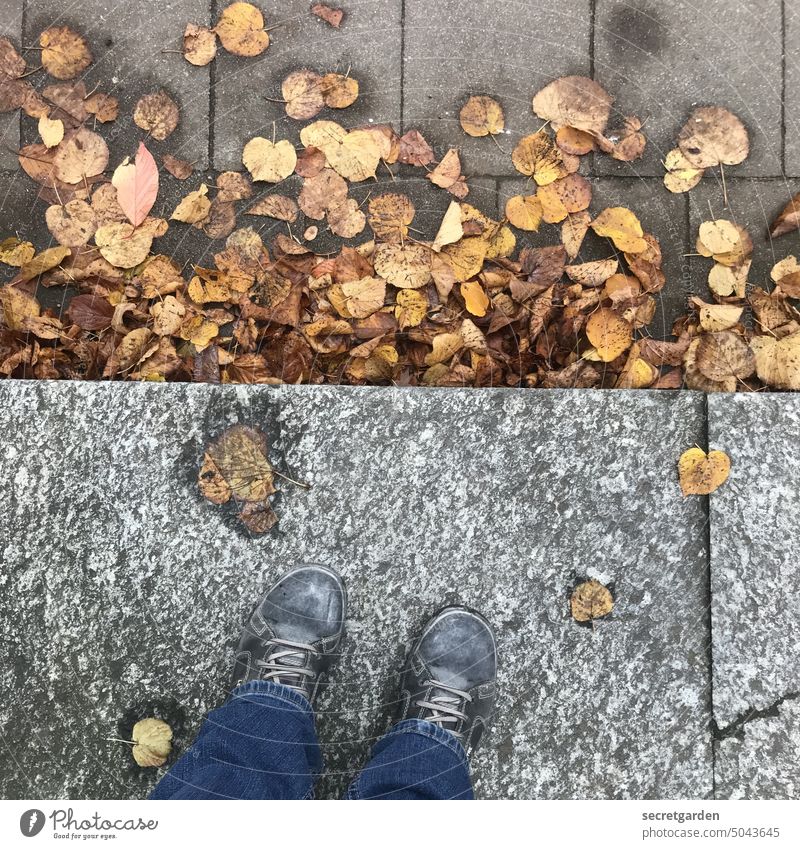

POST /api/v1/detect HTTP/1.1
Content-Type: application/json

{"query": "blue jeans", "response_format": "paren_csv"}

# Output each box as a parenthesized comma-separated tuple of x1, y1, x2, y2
(150, 681, 473, 800)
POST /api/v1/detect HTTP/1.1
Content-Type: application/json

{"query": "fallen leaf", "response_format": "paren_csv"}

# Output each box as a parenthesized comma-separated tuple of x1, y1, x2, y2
(695, 331, 755, 383)
(53, 128, 109, 184)
(461, 279, 489, 316)
(40, 26, 92, 80)
(103, 327, 157, 376)
(247, 194, 299, 222)
(311, 4, 344, 28)
(38, 115, 64, 148)
(459, 95, 504, 137)
(565, 258, 618, 287)
(678, 106, 749, 168)
(327, 198, 366, 238)
(770, 192, 800, 239)
(320, 73, 358, 109)
(95, 218, 167, 268)
(533, 76, 613, 135)
(112, 142, 160, 228)
(84, 92, 119, 123)
(134, 91, 180, 141)
(340, 276, 385, 318)
(428, 149, 468, 198)
(570, 579, 613, 622)
(585, 308, 632, 362)
(678, 447, 731, 496)
(151, 295, 186, 336)
(171, 183, 212, 223)
(397, 129, 435, 166)
(511, 130, 566, 186)
(131, 718, 173, 768)
(663, 148, 704, 193)
(751, 332, 800, 390)
(45, 199, 97, 247)
(282, 69, 325, 120)
(183, 23, 218, 66)
(505, 194, 543, 231)
(368, 193, 414, 242)
(373, 242, 431, 288)
(199, 424, 276, 504)
(163, 153, 193, 180)
(590, 207, 647, 254)
(242, 137, 297, 182)
(215, 2, 270, 56)
(395, 288, 428, 328)
(431, 200, 463, 252)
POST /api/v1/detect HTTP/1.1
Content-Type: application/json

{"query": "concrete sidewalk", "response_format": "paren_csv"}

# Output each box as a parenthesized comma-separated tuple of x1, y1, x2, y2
(0, 381, 798, 799)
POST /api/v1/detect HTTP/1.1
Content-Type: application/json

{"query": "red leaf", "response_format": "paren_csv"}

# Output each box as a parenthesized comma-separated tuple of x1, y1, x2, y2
(113, 142, 159, 227)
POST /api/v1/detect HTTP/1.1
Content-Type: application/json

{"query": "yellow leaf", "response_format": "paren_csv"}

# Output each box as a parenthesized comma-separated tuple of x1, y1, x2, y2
(131, 718, 173, 768)
(678, 447, 731, 496)
(215, 2, 269, 57)
(171, 183, 211, 224)
(424, 332, 463, 365)
(511, 130, 566, 186)
(442, 236, 487, 282)
(340, 276, 386, 318)
(395, 289, 428, 328)
(460, 279, 489, 317)
(570, 579, 613, 622)
(242, 137, 297, 182)
(459, 95, 504, 137)
(585, 308, 632, 362)
(590, 207, 647, 254)
(505, 195, 542, 231)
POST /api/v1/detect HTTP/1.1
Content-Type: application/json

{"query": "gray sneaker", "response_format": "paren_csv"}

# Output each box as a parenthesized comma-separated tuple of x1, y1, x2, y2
(231, 564, 346, 705)
(396, 606, 497, 755)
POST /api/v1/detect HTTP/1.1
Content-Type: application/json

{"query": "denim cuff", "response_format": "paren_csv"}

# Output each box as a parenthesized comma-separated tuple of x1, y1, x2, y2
(229, 679, 314, 718)
(382, 718, 470, 771)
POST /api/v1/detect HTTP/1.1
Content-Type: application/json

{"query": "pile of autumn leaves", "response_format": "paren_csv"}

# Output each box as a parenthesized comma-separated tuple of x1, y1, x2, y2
(0, 3, 799, 390)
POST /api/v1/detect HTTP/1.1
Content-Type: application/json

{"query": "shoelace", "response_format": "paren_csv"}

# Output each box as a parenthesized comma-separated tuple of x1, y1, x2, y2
(414, 679, 472, 738)
(254, 637, 319, 692)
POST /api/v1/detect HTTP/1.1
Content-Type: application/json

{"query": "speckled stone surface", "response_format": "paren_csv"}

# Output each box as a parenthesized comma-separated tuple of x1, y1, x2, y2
(708, 394, 800, 799)
(0, 382, 711, 799)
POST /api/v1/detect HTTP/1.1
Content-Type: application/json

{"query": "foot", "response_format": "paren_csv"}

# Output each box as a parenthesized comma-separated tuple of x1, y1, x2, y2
(231, 564, 346, 705)
(396, 606, 497, 755)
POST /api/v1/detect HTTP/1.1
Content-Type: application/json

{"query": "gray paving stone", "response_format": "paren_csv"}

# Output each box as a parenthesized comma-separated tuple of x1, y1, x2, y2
(0, 1, 23, 171)
(687, 177, 800, 306)
(785, 5, 800, 176)
(594, 0, 783, 178)
(708, 394, 800, 726)
(716, 698, 800, 800)
(24, 0, 211, 169)
(497, 176, 690, 335)
(0, 382, 711, 799)
(212, 1, 402, 171)
(402, 0, 592, 177)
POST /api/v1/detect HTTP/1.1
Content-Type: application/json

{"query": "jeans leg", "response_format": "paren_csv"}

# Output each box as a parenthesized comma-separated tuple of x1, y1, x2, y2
(150, 681, 320, 800)
(346, 719, 473, 800)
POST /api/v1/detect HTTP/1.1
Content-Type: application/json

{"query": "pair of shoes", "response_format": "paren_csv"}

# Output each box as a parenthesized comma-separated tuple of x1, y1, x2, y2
(232, 564, 497, 755)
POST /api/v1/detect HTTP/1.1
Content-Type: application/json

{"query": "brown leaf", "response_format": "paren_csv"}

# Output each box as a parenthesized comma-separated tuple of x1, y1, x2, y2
(770, 192, 800, 239)
(282, 69, 325, 120)
(428, 149, 468, 198)
(247, 194, 299, 222)
(40, 26, 92, 80)
(570, 579, 613, 622)
(533, 76, 613, 135)
(163, 153, 194, 180)
(311, 4, 344, 28)
(53, 128, 109, 184)
(397, 129, 435, 166)
(678, 106, 749, 168)
(134, 91, 180, 141)
(368, 193, 414, 242)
